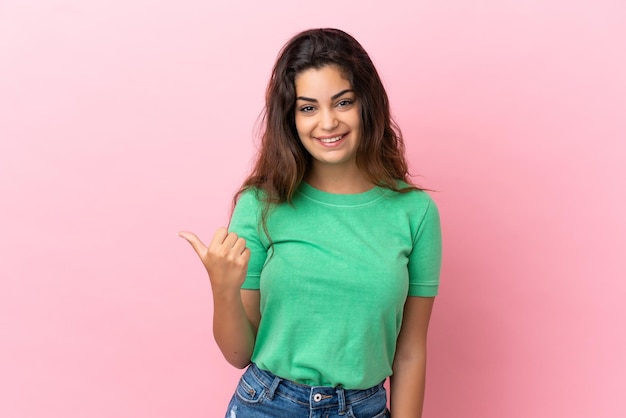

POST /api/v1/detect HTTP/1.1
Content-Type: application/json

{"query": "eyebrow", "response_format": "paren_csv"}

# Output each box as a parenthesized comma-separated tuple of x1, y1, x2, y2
(296, 89, 354, 103)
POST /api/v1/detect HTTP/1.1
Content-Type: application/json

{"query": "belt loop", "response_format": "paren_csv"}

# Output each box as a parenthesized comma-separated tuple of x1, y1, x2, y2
(335, 386, 347, 414)
(266, 375, 282, 400)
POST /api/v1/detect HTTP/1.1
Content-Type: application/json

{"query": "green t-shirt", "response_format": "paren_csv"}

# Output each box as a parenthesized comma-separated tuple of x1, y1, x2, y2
(228, 182, 442, 389)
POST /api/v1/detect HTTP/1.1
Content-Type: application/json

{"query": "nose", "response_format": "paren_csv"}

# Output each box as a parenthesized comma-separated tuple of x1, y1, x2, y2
(319, 108, 339, 131)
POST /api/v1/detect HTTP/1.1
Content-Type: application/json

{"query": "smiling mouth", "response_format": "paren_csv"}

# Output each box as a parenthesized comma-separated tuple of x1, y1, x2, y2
(317, 134, 345, 143)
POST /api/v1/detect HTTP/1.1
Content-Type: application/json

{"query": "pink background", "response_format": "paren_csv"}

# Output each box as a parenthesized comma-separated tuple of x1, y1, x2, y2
(1, 1, 625, 417)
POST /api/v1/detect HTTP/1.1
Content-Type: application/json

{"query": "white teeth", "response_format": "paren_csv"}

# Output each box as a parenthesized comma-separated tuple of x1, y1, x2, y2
(319, 135, 343, 143)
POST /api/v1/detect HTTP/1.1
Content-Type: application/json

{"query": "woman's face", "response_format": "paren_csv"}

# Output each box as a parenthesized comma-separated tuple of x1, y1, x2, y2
(294, 65, 361, 172)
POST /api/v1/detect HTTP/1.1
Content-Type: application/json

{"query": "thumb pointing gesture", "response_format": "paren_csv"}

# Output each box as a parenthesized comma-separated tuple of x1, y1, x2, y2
(178, 227, 250, 291)
(177, 230, 207, 256)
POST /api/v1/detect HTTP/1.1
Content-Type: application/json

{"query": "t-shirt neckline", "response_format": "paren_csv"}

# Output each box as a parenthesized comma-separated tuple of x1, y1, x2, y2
(297, 181, 387, 207)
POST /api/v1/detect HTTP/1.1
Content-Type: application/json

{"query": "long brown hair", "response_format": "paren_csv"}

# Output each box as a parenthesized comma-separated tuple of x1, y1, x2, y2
(234, 28, 418, 217)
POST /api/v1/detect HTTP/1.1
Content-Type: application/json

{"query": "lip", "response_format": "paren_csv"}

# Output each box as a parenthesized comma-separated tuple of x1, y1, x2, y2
(313, 133, 348, 146)
(314, 132, 347, 140)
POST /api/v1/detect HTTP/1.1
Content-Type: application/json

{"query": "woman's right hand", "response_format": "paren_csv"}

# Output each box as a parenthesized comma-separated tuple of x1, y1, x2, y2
(178, 227, 250, 292)
(178, 228, 256, 368)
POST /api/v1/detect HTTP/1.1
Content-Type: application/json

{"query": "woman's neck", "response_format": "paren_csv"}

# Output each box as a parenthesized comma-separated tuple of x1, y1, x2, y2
(304, 164, 374, 194)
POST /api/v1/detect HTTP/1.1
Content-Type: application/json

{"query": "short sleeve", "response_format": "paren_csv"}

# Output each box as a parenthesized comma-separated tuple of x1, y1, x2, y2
(407, 197, 442, 297)
(228, 190, 268, 290)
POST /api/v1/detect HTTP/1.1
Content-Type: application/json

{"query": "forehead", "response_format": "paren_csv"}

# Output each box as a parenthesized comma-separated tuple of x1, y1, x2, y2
(294, 65, 352, 96)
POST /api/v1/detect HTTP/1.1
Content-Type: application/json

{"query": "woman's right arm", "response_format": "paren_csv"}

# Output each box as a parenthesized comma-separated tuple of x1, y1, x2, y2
(178, 227, 260, 368)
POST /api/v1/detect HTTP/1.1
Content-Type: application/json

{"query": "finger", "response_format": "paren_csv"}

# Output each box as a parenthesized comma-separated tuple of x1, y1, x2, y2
(209, 227, 229, 248)
(177, 231, 207, 256)
(232, 236, 248, 256)
(241, 247, 251, 263)
(221, 231, 240, 249)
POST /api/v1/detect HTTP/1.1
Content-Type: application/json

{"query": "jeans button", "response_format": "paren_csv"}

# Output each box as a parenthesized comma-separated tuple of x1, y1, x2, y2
(313, 393, 322, 402)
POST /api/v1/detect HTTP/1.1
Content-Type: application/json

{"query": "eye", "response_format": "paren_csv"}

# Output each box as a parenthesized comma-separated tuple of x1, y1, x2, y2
(336, 99, 354, 108)
(298, 105, 315, 113)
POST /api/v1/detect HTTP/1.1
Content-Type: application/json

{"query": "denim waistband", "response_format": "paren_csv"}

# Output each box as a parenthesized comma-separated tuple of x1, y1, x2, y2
(246, 363, 384, 410)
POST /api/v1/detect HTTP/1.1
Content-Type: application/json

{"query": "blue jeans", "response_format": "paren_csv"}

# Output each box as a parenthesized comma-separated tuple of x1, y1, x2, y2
(225, 363, 390, 418)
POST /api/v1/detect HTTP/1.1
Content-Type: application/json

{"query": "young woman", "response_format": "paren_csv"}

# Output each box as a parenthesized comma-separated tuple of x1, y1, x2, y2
(179, 28, 442, 418)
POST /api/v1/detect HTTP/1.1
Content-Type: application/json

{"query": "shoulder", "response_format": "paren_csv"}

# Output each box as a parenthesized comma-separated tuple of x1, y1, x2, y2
(234, 187, 266, 209)
(384, 181, 437, 211)
(230, 188, 266, 226)
(380, 183, 440, 235)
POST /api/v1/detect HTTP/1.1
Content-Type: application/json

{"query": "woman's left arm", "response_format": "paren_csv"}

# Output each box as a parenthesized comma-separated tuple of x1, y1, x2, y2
(389, 296, 435, 418)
